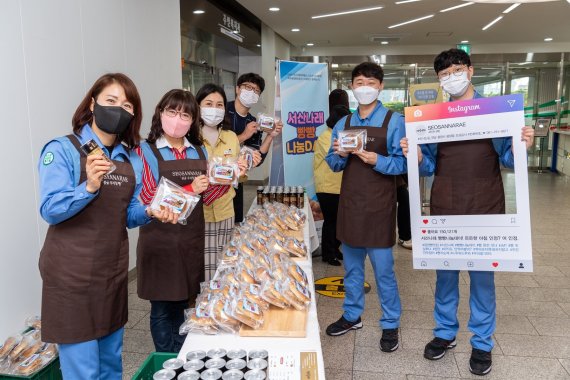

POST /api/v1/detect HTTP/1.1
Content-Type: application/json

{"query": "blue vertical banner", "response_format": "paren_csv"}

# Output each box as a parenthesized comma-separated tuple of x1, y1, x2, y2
(269, 60, 329, 201)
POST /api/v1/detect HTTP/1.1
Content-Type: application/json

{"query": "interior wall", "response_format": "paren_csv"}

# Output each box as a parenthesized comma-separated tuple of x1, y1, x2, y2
(0, 0, 182, 341)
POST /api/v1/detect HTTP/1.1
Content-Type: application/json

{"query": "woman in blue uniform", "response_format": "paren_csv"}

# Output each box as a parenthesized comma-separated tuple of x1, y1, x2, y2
(134, 89, 210, 353)
(38, 73, 175, 380)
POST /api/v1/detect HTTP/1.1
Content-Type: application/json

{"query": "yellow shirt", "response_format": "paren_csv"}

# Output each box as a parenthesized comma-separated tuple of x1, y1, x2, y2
(203, 129, 241, 223)
(313, 128, 343, 194)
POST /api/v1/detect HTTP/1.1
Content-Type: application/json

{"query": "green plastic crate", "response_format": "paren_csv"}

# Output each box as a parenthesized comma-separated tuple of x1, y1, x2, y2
(131, 352, 177, 380)
(0, 357, 62, 380)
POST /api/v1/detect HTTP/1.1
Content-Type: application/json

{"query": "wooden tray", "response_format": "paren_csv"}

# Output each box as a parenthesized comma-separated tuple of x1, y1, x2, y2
(239, 305, 308, 338)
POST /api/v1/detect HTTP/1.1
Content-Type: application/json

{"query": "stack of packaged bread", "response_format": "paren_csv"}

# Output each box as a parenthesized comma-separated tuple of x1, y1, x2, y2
(0, 316, 58, 376)
(180, 202, 310, 335)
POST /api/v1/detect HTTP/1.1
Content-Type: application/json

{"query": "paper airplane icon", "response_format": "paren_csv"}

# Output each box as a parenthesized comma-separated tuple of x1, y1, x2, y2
(507, 100, 516, 107)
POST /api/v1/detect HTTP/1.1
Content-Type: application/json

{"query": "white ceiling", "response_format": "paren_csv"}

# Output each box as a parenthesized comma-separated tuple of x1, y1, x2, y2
(236, 0, 570, 55)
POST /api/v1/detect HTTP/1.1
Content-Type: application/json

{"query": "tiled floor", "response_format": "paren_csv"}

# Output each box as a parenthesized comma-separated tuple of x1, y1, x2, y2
(123, 172, 570, 379)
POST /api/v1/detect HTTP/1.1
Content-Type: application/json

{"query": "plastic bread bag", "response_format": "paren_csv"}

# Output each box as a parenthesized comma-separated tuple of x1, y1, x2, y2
(280, 212, 301, 231)
(262, 202, 279, 214)
(252, 208, 270, 223)
(338, 129, 367, 153)
(209, 294, 241, 334)
(0, 334, 22, 360)
(256, 113, 276, 133)
(37, 343, 58, 362)
(24, 316, 41, 331)
(219, 243, 241, 266)
(229, 296, 265, 329)
(240, 283, 270, 310)
(11, 353, 45, 376)
(250, 234, 269, 255)
(8, 330, 41, 362)
(281, 237, 307, 258)
(234, 263, 257, 285)
(284, 261, 309, 286)
(179, 304, 218, 335)
(149, 177, 200, 225)
(267, 238, 291, 258)
(208, 156, 239, 187)
(281, 278, 311, 310)
(287, 205, 307, 225)
(239, 145, 256, 171)
(259, 279, 289, 309)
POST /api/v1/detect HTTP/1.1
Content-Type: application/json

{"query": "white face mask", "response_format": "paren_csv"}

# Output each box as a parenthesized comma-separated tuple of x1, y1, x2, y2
(239, 89, 259, 108)
(353, 86, 380, 105)
(201, 107, 225, 128)
(440, 71, 471, 97)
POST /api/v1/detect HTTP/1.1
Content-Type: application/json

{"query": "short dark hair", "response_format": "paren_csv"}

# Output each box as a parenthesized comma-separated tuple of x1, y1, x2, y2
(434, 48, 472, 74)
(237, 73, 265, 93)
(147, 89, 202, 146)
(195, 83, 230, 130)
(329, 89, 349, 111)
(72, 73, 142, 148)
(351, 62, 384, 83)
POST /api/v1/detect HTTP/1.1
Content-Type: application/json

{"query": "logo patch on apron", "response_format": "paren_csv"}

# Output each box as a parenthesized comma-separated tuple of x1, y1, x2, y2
(43, 152, 54, 165)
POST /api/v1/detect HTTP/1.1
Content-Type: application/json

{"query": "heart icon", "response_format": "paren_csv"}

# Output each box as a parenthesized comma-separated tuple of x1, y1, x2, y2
(492, 262, 499, 268)
(422, 219, 429, 224)
(422, 230, 426, 234)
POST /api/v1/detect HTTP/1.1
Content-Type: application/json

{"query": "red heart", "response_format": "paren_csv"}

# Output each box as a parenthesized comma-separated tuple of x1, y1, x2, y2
(492, 262, 499, 268)
(422, 230, 426, 234)
(422, 219, 429, 224)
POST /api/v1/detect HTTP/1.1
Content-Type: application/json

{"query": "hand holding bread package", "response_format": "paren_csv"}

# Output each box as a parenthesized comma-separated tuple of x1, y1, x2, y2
(208, 156, 240, 187)
(0, 316, 58, 377)
(256, 113, 276, 134)
(338, 129, 367, 153)
(179, 201, 310, 335)
(149, 177, 200, 225)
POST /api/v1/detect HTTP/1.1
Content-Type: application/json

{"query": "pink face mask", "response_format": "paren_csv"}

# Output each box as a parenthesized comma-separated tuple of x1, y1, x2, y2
(161, 114, 191, 138)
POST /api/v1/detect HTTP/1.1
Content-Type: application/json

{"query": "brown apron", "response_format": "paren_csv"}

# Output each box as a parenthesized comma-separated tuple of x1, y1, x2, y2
(337, 111, 397, 248)
(137, 143, 207, 301)
(430, 139, 505, 216)
(39, 135, 134, 344)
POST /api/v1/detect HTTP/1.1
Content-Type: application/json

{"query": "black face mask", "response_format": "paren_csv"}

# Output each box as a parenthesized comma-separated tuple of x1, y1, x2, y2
(93, 101, 134, 135)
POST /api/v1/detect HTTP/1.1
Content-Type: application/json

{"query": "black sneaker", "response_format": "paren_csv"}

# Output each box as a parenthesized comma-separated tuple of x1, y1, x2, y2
(469, 348, 492, 376)
(325, 316, 362, 336)
(424, 337, 457, 360)
(380, 328, 399, 352)
(326, 258, 341, 266)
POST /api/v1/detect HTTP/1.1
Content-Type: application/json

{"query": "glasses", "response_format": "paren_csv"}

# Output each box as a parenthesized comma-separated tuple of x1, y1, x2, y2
(163, 108, 191, 121)
(438, 65, 468, 81)
(240, 84, 261, 95)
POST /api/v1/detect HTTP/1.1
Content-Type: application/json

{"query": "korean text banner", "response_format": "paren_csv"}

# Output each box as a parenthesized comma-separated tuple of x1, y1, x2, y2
(270, 60, 329, 199)
(405, 94, 533, 273)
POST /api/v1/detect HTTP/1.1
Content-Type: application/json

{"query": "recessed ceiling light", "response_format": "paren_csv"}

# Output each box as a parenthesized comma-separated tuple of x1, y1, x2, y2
(269, 7, 280, 12)
(332, 63, 339, 68)
(193, 10, 205, 14)
(409, 63, 416, 67)
(312, 6, 383, 19)
(256, 44, 261, 47)
(388, 14, 434, 28)
(503, 3, 520, 13)
(291, 28, 300, 32)
(381, 41, 389, 45)
(544, 37, 553, 41)
(482, 16, 503, 31)
(440, 2, 474, 12)
(395, 0, 421, 4)
(306, 43, 314, 46)
(461, 40, 469, 43)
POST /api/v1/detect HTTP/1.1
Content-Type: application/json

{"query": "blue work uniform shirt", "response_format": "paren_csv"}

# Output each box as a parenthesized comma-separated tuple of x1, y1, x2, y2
(38, 124, 150, 227)
(325, 100, 407, 175)
(418, 91, 515, 177)
(136, 136, 208, 184)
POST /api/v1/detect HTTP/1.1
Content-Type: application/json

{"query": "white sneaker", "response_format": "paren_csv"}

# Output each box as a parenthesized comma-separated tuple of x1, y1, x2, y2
(398, 239, 412, 250)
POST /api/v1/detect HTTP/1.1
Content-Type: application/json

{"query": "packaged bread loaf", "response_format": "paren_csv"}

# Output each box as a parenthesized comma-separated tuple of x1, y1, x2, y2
(286, 262, 309, 286)
(259, 279, 289, 309)
(149, 177, 200, 225)
(210, 294, 241, 333)
(179, 304, 218, 335)
(12, 353, 44, 376)
(338, 129, 367, 153)
(280, 278, 309, 310)
(239, 145, 256, 171)
(284, 238, 307, 257)
(230, 297, 265, 329)
(0, 334, 22, 360)
(208, 157, 239, 186)
(241, 283, 270, 310)
(256, 113, 276, 134)
(9, 330, 40, 361)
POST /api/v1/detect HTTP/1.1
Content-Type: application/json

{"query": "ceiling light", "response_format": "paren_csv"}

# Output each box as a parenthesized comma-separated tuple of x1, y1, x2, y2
(291, 28, 300, 32)
(193, 10, 205, 14)
(332, 63, 339, 68)
(395, 0, 421, 4)
(440, 2, 474, 12)
(526, 52, 534, 61)
(461, 40, 469, 43)
(503, 3, 520, 13)
(307, 43, 314, 46)
(482, 16, 503, 30)
(256, 44, 261, 47)
(381, 41, 389, 45)
(312, 6, 383, 19)
(388, 14, 434, 28)
(409, 63, 416, 66)
(269, 7, 280, 12)
(544, 37, 553, 41)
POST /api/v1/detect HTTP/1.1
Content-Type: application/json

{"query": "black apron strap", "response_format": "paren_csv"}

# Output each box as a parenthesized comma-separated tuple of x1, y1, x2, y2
(148, 143, 165, 162)
(195, 145, 206, 160)
(382, 110, 393, 129)
(344, 114, 352, 129)
(66, 134, 85, 156)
